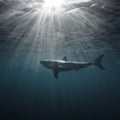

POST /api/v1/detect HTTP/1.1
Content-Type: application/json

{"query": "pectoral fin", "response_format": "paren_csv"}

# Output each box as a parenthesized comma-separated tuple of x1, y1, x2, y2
(53, 69, 59, 79)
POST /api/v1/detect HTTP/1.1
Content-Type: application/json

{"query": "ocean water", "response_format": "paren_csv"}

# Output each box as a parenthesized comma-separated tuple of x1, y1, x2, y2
(0, 0, 120, 120)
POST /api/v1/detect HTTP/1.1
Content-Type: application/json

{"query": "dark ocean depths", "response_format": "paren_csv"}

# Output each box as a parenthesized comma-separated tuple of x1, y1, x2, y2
(0, 0, 120, 120)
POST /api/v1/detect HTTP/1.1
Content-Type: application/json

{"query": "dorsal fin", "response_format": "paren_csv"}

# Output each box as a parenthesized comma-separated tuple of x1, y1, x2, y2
(62, 56, 68, 61)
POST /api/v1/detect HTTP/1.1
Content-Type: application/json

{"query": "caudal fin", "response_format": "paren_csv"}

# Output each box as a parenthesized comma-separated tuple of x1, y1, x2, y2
(94, 54, 105, 70)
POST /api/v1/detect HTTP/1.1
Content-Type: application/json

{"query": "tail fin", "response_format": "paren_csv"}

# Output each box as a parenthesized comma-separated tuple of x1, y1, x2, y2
(94, 54, 105, 70)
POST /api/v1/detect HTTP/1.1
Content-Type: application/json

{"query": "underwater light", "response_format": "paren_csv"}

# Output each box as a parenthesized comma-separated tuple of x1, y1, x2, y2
(42, 0, 91, 12)
(43, 0, 64, 9)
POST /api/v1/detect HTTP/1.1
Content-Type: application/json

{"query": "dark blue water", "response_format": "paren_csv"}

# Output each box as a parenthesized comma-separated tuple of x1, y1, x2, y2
(0, 50, 120, 120)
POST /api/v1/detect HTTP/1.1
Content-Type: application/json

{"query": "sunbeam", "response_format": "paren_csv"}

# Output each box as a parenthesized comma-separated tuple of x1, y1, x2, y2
(43, 0, 64, 9)
(0, 0, 114, 65)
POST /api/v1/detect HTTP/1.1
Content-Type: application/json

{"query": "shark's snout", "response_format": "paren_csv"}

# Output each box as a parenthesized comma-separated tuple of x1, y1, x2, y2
(40, 61, 44, 64)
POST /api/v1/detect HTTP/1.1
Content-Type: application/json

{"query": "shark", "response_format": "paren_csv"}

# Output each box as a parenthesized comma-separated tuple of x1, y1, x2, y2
(40, 54, 105, 79)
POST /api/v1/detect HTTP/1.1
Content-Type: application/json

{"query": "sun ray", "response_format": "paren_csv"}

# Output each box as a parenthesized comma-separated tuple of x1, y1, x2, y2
(43, 0, 64, 9)
(0, 0, 108, 65)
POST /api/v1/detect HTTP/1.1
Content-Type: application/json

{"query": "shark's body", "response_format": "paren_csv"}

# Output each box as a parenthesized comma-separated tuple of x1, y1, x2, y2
(40, 54, 105, 79)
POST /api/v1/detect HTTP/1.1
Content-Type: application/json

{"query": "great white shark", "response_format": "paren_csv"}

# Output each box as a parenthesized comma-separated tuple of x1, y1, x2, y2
(40, 54, 105, 79)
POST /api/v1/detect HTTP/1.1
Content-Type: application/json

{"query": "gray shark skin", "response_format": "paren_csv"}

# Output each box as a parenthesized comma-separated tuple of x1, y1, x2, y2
(40, 54, 105, 79)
